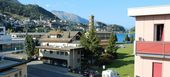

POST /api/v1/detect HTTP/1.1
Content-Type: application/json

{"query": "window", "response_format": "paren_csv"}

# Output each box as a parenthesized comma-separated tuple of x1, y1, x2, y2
(47, 43, 49, 46)
(0, 28, 3, 32)
(50, 51, 53, 54)
(65, 52, 68, 56)
(56, 51, 60, 55)
(57, 34, 62, 38)
(14, 73, 18, 77)
(19, 71, 22, 77)
(77, 58, 80, 63)
(77, 51, 80, 54)
(60, 52, 64, 55)
(154, 24, 164, 41)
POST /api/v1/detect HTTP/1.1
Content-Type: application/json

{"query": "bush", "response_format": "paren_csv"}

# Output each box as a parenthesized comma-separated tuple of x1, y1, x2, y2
(96, 53, 113, 66)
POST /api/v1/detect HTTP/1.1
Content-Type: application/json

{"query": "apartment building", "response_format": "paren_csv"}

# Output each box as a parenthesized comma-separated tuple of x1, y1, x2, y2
(37, 31, 83, 69)
(128, 5, 170, 77)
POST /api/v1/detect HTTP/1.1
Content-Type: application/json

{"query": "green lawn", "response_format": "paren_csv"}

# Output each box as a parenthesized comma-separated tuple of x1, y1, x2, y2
(107, 44, 134, 77)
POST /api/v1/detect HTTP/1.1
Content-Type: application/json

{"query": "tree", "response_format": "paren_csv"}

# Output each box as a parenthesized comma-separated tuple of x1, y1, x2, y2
(124, 34, 130, 43)
(130, 35, 135, 43)
(114, 34, 118, 42)
(25, 35, 35, 58)
(106, 33, 118, 56)
(80, 15, 101, 64)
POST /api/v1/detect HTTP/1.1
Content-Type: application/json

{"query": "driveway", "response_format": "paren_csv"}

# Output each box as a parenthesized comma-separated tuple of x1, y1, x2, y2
(27, 61, 82, 77)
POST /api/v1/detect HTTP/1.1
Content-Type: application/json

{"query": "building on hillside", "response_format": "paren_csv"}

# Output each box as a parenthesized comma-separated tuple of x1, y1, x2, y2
(10, 32, 46, 40)
(36, 31, 83, 69)
(128, 5, 170, 77)
(0, 57, 28, 77)
(0, 27, 24, 53)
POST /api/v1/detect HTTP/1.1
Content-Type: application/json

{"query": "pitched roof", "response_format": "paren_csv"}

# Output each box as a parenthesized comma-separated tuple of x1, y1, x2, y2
(36, 46, 82, 51)
(40, 31, 81, 43)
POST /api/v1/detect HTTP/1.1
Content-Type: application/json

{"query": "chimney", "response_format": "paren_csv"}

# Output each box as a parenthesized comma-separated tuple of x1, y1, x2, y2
(89, 15, 94, 31)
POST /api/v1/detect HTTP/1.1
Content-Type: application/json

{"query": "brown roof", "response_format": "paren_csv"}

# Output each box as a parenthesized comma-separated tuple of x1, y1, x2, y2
(36, 46, 83, 51)
(39, 38, 72, 42)
(40, 31, 81, 43)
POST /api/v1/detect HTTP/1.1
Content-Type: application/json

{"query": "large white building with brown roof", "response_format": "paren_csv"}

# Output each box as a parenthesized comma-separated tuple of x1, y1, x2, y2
(37, 30, 83, 69)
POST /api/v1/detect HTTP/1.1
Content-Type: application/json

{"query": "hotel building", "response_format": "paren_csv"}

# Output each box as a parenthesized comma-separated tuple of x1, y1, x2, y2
(37, 31, 83, 69)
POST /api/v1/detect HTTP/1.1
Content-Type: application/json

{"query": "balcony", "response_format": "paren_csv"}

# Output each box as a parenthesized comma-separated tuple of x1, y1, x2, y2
(136, 41, 170, 58)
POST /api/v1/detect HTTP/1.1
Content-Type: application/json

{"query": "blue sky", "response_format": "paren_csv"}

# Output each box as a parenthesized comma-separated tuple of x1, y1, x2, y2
(18, 0, 170, 29)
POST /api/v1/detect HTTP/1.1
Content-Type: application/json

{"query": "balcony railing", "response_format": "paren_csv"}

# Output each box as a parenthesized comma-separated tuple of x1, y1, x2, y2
(136, 41, 170, 56)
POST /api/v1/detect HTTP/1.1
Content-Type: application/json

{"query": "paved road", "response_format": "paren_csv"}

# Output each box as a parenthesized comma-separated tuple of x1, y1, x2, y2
(27, 61, 82, 77)
(28, 66, 74, 77)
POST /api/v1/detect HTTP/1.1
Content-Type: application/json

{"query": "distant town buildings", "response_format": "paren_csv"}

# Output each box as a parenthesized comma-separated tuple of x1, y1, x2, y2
(129, 5, 170, 77)
(10, 32, 46, 40)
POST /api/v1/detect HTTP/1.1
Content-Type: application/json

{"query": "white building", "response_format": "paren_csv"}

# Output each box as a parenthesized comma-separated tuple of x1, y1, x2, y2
(37, 30, 83, 69)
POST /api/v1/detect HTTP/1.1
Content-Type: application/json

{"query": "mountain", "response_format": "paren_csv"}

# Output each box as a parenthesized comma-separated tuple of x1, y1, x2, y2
(129, 26, 135, 33)
(52, 11, 88, 24)
(0, 0, 59, 20)
(108, 24, 126, 33)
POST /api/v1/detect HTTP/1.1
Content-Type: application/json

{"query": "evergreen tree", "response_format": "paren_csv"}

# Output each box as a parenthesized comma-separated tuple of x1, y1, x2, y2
(124, 34, 130, 43)
(80, 15, 100, 64)
(106, 33, 118, 55)
(114, 34, 118, 42)
(130, 35, 135, 43)
(25, 35, 35, 58)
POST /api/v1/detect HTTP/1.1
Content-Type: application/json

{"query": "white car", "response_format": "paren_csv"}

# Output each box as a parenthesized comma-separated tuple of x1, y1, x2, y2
(102, 69, 119, 77)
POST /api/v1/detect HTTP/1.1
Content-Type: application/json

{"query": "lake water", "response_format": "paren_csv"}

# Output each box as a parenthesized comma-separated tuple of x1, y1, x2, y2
(116, 33, 135, 43)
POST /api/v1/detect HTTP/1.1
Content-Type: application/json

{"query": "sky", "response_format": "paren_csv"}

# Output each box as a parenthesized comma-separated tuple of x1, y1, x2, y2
(18, 0, 170, 29)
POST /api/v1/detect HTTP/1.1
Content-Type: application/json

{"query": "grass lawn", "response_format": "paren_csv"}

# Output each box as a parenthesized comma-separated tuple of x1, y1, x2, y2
(106, 44, 134, 77)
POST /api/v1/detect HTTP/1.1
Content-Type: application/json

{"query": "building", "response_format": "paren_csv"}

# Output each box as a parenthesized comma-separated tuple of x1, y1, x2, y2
(96, 31, 111, 47)
(37, 30, 83, 69)
(10, 32, 46, 40)
(0, 57, 28, 77)
(88, 15, 111, 47)
(0, 27, 24, 53)
(128, 5, 170, 77)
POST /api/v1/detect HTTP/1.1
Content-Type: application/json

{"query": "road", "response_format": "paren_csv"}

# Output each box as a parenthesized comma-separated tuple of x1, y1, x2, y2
(27, 61, 82, 77)
(28, 66, 74, 77)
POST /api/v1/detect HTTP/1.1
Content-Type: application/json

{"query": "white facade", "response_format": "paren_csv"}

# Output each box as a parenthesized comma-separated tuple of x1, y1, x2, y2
(37, 31, 82, 69)
(128, 5, 170, 17)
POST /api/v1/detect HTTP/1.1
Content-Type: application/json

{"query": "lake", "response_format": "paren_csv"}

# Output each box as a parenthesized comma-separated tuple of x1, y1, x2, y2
(116, 33, 135, 43)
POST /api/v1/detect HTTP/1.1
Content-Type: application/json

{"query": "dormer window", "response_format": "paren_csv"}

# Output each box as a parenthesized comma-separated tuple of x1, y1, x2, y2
(57, 34, 62, 38)
(47, 35, 50, 38)
(47, 43, 49, 46)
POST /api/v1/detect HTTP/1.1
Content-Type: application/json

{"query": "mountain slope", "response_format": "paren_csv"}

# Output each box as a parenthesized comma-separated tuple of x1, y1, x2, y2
(0, 0, 59, 20)
(52, 11, 88, 24)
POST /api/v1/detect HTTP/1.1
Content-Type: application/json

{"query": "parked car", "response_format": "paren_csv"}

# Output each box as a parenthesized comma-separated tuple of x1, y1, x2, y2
(102, 69, 119, 77)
